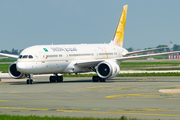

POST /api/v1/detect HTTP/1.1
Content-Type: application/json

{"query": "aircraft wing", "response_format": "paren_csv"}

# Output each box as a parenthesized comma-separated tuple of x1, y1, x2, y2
(0, 53, 19, 59)
(75, 59, 102, 68)
(76, 51, 180, 68)
(117, 51, 180, 62)
(124, 47, 168, 56)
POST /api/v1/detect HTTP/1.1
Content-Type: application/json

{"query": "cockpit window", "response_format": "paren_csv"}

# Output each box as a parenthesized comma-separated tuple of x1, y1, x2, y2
(19, 55, 22, 59)
(23, 55, 28, 58)
(29, 55, 33, 59)
(19, 55, 33, 59)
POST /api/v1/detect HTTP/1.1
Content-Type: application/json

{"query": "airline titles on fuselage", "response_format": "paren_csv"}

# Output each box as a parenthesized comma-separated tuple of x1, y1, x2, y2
(50, 47, 77, 52)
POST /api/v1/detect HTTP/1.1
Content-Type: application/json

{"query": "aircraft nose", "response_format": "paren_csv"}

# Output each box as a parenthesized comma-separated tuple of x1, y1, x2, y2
(16, 62, 27, 73)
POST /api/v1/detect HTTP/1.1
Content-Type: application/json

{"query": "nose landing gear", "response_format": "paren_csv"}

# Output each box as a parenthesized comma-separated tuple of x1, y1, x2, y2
(27, 79, 33, 84)
(26, 74, 33, 84)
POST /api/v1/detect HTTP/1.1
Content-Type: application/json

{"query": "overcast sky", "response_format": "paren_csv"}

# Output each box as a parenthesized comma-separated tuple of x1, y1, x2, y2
(0, 0, 180, 51)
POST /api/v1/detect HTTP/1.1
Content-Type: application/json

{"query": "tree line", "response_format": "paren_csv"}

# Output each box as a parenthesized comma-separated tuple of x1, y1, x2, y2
(0, 49, 23, 55)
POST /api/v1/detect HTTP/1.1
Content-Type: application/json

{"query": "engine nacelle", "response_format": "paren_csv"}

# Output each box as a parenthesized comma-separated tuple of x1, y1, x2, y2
(8, 62, 25, 79)
(96, 60, 120, 79)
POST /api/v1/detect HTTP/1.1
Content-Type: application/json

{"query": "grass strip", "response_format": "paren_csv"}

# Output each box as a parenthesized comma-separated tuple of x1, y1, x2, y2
(121, 62, 180, 65)
(0, 58, 16, 62)
(145, 68, 180, 71)
(62, 72, 180, 77)
(116, 72, 180, 77)
(0, 115, 138, 120)
(0, 64, 10, 73)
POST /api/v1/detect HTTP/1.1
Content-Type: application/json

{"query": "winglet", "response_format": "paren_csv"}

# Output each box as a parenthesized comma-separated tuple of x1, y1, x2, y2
(110, 5, 128, 47)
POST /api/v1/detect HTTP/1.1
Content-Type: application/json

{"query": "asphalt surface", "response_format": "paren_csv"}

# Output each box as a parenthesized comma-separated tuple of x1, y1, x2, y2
(0, 75, 180, 120)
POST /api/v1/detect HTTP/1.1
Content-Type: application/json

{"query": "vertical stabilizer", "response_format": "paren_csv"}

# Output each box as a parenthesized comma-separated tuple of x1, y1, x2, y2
(110, 5, 128, 47)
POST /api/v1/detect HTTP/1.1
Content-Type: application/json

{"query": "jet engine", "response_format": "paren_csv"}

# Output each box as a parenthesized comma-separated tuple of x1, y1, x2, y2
(8, 62, 25, 79)
(96, 60, 120, 79)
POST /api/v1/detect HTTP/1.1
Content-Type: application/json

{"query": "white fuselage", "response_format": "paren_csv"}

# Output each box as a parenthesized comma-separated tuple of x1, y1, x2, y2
(16, 44, 128, 74)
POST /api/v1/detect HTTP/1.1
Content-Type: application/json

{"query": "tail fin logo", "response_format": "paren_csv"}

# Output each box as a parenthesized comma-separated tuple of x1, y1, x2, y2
(110, 5, 128, 47)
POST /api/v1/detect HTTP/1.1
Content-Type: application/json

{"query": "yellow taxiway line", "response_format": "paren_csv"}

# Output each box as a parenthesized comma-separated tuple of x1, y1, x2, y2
(1, 107, 180, 117)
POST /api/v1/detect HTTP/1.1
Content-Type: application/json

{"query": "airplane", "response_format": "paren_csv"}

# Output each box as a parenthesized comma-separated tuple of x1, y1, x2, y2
(1, 5, 180, 84)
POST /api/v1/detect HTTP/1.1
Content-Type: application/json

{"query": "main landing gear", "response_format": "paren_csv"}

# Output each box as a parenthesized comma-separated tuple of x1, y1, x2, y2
(26, 74, 33, 84)
(92, 76, 106, 82)
(49, 74, 63, 83)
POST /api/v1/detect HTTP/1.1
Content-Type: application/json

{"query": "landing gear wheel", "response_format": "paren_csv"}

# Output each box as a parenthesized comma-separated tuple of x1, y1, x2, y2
(57, 76, 61, 82)
(92, 76, 106, 82)
(57, 76, 63, 82)
(27, 80, 30, 84)
(27, 79, 33, 84)
(26, 74, 33, 84)
(100, 78, 106, 82)
(92, 76, 99, 82)
(26, 79, 33, 84)
(30, 79, 33, 84)
(60, 76, 63, 82)
(50, 75, 63, 83)
(50, 76, 56, 82)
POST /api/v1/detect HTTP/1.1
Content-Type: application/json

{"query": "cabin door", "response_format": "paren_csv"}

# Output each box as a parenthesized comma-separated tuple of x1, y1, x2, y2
(39, 52, 46, 63)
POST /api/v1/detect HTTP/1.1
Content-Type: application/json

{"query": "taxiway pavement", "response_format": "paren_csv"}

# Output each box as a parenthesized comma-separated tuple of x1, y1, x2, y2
(0, 75, 180, 120)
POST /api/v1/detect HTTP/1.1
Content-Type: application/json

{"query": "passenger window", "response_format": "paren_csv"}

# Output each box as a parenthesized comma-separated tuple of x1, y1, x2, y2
(19, 55, 22, 59)
(29, 55, 33, 59)
(23, 55, 28, 58)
